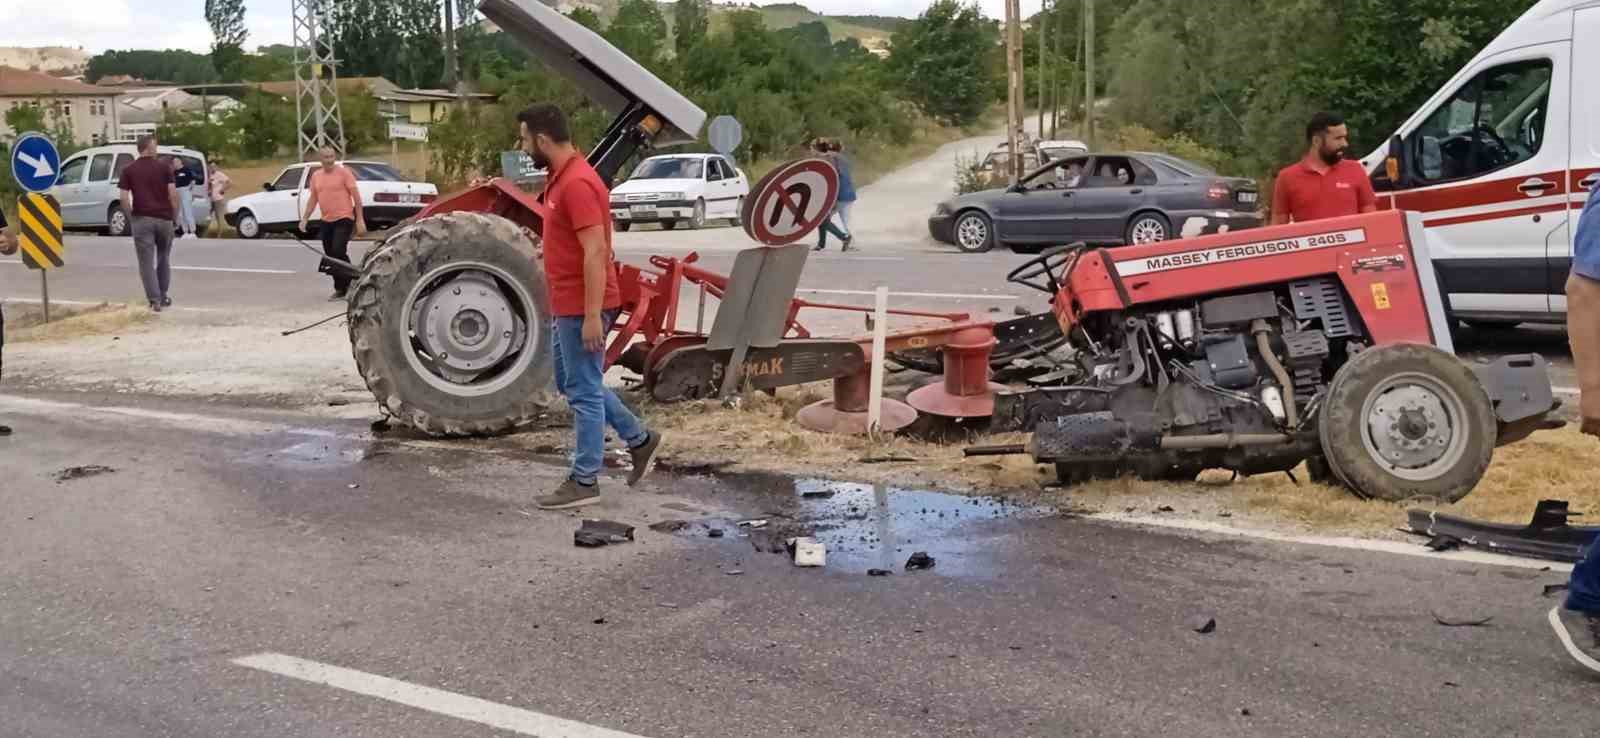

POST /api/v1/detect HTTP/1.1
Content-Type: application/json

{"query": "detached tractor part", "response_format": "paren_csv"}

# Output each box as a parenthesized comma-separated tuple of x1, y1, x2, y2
(971, 211, 1561, 502)
(349, 213, 555, 435)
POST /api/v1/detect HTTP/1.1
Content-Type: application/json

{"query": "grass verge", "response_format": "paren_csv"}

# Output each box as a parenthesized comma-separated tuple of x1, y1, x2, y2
(5, 302, 155, 343)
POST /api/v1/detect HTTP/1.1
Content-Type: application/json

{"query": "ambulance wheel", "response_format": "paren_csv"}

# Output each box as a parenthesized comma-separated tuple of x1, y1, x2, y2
(1318, 344, 1496, 503)
(349, 212, 554, 437)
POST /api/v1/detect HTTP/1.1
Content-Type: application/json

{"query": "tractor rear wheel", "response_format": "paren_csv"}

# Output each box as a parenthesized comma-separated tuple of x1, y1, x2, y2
(1318, 344, 1496, 503)
(349, 212, 555, 436)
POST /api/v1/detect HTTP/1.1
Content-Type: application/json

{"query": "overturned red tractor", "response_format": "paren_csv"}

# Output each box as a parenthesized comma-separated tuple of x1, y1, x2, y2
(972, 209, 1562, 502)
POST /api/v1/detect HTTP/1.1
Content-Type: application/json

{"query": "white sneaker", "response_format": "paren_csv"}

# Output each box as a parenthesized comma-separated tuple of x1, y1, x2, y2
(182, 233, 199, 240)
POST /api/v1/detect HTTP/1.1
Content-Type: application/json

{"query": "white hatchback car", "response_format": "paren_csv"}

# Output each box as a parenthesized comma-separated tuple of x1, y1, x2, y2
(610, 153, 748, 231)
(225, 160, 438, 239)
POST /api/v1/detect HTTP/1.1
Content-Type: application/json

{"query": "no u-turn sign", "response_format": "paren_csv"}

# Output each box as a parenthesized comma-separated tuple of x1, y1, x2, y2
(741, 158, 840, 246)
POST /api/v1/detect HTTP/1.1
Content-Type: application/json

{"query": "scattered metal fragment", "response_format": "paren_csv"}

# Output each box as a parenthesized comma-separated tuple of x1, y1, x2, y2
(648, 520, 691, 533)
(1188, 616, 1217, 634)
(1424, 534, 1463, 552)
(1431, 611, 1494, 627)
(708, 529, 725, 539)
(738, 519, 769, 529)
(52, 465, 115, 482)
(859, 456, 918, 464)
(724, 569, 744, 576)
(792, 538, 826, 567)
(1155, 505, 1175, 513)
(868, 569, 891, 577)
(327, 398, 351, 407)
(1407, 500, 1599, 563)
(574, 519, 635, 548)
(592, 617, 607, 624)
(800, 489, 837, 499)
(905, 552, 936, 571)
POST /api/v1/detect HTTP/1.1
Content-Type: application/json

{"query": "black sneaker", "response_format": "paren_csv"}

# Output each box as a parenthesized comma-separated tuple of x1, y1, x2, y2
(149, 301, 162, 313)
(626, 431, 663, 487)
(536, 479, 602, 510)
(1549, 605, 1600, 674)
(841, 236, 855, 252)
(0, 424, 12, 436)
(161, 296, 172, 307)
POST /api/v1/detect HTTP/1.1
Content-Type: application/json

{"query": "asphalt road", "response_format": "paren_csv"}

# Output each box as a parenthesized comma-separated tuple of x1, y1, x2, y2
(0, 392, 1592, 737)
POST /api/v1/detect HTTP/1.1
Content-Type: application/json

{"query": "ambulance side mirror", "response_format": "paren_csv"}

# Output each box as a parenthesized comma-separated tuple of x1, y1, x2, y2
(1384, 134, 1410, 190)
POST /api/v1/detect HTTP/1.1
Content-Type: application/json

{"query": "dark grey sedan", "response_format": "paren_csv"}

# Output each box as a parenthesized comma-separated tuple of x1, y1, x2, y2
(928, 152, 1264, 253)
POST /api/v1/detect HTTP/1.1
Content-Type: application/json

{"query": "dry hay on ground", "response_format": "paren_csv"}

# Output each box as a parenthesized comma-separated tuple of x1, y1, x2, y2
(514, 382, 1599, 538)
(4, 302, 155, 344)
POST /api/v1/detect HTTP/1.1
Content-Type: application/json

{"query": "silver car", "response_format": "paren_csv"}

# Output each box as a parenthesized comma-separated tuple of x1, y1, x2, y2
(50, 142, 212, 237)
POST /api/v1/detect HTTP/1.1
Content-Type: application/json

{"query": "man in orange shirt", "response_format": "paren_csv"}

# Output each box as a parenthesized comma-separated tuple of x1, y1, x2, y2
(1270, 112, 1378, 225)
(299, 147, 366, 300)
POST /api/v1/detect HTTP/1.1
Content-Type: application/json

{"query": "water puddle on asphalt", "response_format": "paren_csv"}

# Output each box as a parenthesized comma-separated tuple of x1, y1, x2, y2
(678, 474, 1055, 578)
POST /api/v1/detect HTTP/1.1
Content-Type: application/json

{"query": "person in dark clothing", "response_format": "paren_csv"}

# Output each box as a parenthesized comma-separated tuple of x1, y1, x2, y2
(119, 135, 181, 312)
(813, 138, 857, 252)
(298, 146, 366, 300)
(0, 207, 14, 436)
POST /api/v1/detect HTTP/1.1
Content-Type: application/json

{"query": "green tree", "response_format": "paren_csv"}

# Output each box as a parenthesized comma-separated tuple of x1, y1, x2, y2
(230, 91, 295, 159)
(85, 49, 215, 83)
(396, 0, 444, 88)
(567, 7, 604, 32)
(340, 91, 385, 152)
(157, 109, 233, 158)
(205, 0, 249, 81)
(886, 0, 998, 127)
(607, 0, 669, 71)
(672, 0, 711, 59)
(3, 106, 48, 140)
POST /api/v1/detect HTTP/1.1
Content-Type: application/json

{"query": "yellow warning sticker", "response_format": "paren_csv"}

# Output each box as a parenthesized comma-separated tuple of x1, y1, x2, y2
(1371, 282, 1391, 310)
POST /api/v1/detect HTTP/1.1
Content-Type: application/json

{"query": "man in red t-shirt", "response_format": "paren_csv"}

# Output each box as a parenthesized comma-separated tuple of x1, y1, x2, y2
(1270, 112, 1377, 226)
(119, 135, 182, 311)
(519, 104, 662, 510)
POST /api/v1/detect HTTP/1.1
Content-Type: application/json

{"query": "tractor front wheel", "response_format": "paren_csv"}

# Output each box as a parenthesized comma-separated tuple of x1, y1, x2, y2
(348, 212, 555, 436)
(1318, 344, 1496, 503)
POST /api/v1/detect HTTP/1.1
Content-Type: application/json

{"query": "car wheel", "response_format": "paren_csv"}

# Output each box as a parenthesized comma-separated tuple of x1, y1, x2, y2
(953, 211, 994, 253)
(236, 210, 263, 239)
(1126, 212, 1171, 244)
(107, 204, 130, 237)
(615, 221, 632, 232)
(687, 199, 706, 230)
(662, 220, 678, 231)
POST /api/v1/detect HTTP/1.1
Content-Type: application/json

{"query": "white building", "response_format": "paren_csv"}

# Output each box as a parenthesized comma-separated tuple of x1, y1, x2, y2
(0, 66, 120, 145)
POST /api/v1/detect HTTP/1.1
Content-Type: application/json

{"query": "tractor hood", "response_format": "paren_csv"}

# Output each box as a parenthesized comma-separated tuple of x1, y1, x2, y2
(478, 0, 706, 146)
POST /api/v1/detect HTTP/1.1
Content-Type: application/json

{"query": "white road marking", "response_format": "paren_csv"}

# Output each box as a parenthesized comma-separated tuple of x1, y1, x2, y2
(1555, 385, 1579, 395)
(1097, 513, 1574, 573)
(2, 259, 294, 274)
(798, 288, 1018, 301)
(0, 296, 223, 313)
(171, 265, 296, 274)
(233, 653, 653, 738)
(809, 255, 905, 262)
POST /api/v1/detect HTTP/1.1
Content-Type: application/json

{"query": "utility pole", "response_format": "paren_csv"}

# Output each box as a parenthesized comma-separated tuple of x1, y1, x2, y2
(444, 0, 459, 96)
(1083, 0, 1095, 150)
(1036, 0, 1047, 140)
(292, 0, 345, 159)
(1048, 0, 1060, 138)
(1004, 0, 1022, 184)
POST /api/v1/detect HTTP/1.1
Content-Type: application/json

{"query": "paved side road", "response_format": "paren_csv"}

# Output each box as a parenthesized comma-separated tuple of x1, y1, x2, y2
(0, 391, 1593, 737)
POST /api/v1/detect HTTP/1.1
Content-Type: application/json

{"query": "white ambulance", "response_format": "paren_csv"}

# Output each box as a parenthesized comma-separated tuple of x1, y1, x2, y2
(1360, 0, 1598, 328)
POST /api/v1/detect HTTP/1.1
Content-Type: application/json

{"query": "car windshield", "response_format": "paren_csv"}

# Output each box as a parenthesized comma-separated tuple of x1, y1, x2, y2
(632, 157, 703, 180)
(1041, 146, 1086, 160)
(348, 162, 404, 182)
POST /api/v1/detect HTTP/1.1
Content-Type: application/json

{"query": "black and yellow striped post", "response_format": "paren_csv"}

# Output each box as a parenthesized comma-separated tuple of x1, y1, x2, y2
(16, 193, 64, 322)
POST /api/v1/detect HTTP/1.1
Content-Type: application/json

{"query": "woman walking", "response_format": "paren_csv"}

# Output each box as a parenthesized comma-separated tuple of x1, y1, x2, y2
(814, 138, 857, 252)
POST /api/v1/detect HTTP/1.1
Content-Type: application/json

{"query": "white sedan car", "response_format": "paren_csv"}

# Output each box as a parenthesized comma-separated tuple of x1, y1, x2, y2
(225, 160, 438, 239)
(610, 153, 748, 231)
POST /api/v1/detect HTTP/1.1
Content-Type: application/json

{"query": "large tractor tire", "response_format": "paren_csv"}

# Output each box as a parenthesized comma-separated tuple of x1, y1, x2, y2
(1318, 344, 1496, 503)
(349, 212, 555, 436)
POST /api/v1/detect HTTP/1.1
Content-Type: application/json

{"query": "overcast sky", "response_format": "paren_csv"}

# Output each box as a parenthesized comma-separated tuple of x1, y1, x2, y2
(1, 0, 1044, 55)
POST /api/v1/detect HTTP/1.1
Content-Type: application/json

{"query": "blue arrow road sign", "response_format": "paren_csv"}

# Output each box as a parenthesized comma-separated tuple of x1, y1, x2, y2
(10, 132, 61, 193)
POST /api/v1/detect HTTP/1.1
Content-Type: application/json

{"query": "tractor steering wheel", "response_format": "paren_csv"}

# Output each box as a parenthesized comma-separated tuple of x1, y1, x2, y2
(1006, 243, 1085, 295)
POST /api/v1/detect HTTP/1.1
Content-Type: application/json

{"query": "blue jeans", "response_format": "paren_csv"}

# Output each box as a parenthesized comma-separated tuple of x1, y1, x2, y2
(1568, 540, 1600, 612)
(553, 309, 648, 485)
